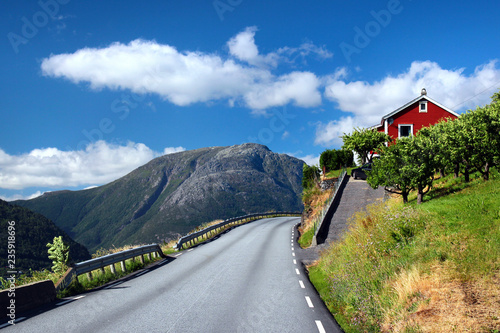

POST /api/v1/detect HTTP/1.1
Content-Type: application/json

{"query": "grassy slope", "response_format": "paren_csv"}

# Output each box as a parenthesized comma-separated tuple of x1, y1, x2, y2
(309, 170, 500, 332)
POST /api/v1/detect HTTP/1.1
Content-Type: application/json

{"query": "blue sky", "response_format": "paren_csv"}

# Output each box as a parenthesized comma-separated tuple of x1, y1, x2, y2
(1, 0, 500, 200)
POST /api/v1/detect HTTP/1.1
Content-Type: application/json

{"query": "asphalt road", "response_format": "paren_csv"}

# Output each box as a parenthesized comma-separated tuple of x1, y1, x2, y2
(3, 217, 342, 332)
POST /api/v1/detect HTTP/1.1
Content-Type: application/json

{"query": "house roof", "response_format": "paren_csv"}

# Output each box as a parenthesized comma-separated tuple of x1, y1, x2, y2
(378, 95, 459, 126)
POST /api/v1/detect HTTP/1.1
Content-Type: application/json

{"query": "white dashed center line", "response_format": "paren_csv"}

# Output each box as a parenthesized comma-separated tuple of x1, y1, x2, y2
(299, 280, 305, 289)
(305, 296, 314, 308)
(295, 268, 300, 275)
(315, 320, 326, 333)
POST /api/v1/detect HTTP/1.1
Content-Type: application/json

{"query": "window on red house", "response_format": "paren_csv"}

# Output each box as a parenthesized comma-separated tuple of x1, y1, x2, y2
(399, 124, 413, 138)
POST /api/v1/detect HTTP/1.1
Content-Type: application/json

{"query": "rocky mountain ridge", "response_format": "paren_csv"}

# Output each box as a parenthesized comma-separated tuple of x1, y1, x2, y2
(15, 143, 304, 252)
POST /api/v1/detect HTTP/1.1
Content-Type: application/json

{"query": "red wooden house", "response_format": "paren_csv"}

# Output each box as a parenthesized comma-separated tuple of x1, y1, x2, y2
(372, 88, 459, 142)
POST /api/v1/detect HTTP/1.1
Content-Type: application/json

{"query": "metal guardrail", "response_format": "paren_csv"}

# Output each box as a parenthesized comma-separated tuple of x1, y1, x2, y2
(175, 212, 301, 250)
(312, 169, 348, 245)
(55, 244, 165, 292)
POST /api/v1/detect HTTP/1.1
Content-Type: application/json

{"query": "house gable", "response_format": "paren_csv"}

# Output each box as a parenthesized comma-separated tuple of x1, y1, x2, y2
(375, 92, 459, 141)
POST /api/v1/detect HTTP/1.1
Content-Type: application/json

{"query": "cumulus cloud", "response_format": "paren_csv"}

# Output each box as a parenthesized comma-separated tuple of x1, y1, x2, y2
(0, 141, 185, 190)
(0, 191, 44, 202)
(41, 28, 328, 111)
(316, 60, 500, 147)
(314, 117, 359, 147)
(296, 154, 320, 167)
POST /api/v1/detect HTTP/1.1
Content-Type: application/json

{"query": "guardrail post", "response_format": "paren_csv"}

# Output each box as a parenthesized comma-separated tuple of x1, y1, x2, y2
(110, 263, 116, 275)
(86, 272, 92, 281)
(100, 267, 105, 275)
(120, 260, 126, 272)
(147, 253, 151, 261)
(139, 255, 145, 265)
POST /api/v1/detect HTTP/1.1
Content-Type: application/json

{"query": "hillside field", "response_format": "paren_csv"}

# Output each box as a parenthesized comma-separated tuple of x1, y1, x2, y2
(309, 169, 500, 332)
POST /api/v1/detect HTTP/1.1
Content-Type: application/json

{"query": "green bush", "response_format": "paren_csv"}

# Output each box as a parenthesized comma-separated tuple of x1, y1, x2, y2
(302, 164, 320, 189)
(320, 149, 354, 173)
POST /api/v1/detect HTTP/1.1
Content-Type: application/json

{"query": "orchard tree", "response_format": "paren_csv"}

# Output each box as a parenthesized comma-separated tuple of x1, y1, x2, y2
(463, 101, 500, 180)
(342, 128, 390, 164)
(368, 139, 414, 203)
(368, 135, 436, 204)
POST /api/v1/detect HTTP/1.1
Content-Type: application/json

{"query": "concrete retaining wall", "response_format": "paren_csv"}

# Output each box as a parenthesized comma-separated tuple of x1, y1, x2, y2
(1, 279, 56, 319)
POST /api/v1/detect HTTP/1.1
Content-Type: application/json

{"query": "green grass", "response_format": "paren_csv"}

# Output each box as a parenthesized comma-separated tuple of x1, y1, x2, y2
(298, 226, 314, 248)
(309, 168, 500, 332)
(59, 255, 161, 298)
(324, 167, 354, 179)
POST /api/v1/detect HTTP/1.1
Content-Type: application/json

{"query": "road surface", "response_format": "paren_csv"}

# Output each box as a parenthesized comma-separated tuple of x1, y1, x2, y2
(2, 217, 341, 333)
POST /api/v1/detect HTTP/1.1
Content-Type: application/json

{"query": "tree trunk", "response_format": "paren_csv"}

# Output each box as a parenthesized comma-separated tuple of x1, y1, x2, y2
(454, 163, 460, 178)
(417, 185, 423, 204)
(464, 165, 470, 183)
(402, 192, 409, 203)
(483, 162, 490, 181)
(439, 169, 445, 178)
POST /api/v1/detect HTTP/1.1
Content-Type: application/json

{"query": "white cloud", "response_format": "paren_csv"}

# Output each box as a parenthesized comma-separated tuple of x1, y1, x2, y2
(244, 71, 322, 109)
(41, 28, 327, 111)
(0, 191, 43, 202)
(297, 154, 320, 167)
(314, 117, 359, 148)
(0, 141, 185, 190)
(227, 26, 278, 68)
(316, 60, 500, 146)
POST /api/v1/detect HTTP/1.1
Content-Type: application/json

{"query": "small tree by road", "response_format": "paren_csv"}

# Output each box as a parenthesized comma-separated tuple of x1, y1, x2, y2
(342, 127, 390, 164)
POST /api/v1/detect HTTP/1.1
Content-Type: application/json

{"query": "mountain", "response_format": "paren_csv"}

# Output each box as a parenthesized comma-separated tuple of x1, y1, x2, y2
(15, 143, 304, 253)
(0, 199, 90, 277)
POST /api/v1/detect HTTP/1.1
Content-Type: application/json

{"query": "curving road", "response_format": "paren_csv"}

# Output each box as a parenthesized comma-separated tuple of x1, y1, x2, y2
(2, 217, 342, 332)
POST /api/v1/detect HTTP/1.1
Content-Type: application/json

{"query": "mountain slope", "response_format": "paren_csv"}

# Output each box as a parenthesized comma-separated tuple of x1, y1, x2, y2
(0, 200, 90, 276)
(15, 143, 304, 252)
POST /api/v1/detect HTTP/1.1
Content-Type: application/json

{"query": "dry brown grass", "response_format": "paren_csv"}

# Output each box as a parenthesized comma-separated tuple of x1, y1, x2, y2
(92, 244, 149, 258)
(300, 187, 333, 233)
(383, 262, 500, 332)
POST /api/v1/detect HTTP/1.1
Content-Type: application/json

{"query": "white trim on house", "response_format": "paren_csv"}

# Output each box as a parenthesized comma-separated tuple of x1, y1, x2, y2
(398, 124, 413, 138)
(381, 95, 459, 121)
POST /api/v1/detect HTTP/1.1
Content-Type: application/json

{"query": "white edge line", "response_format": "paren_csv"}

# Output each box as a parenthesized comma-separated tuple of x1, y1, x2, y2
(56, 295, 86, 305)
(305, 296, 314, 308)
(315, 320, 326, 333)
(56, 299, 72, 306)
(135, 270, 148, 277)
(104, 282, 122, 290)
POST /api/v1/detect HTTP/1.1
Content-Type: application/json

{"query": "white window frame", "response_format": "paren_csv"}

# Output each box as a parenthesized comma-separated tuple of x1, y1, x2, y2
(419, 101, 428, 113)
(398, 124, 413, 138)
